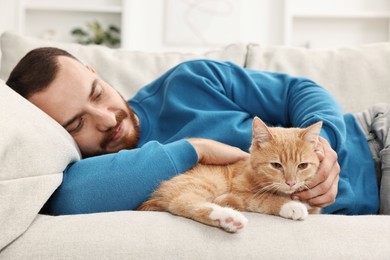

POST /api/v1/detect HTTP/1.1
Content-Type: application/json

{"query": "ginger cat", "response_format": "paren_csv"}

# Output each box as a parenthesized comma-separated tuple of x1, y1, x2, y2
(139, 117, 322, 232)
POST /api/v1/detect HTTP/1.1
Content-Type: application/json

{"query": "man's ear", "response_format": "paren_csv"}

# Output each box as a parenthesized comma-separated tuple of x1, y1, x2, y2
(86, 65, 97, 74)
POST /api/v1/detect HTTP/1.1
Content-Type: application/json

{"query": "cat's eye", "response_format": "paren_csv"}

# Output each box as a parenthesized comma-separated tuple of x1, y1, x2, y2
(270, 162, 283, 169)
(298, 163, 308, 170)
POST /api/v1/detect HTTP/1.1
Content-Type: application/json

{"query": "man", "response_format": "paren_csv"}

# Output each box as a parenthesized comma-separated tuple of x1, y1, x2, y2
(6, 47, 384, 215)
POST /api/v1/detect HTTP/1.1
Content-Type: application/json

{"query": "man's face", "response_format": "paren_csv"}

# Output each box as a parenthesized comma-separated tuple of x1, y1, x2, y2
(29, 56, 139, 157)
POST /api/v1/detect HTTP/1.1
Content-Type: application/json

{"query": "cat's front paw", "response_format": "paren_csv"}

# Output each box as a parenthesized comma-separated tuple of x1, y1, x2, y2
(209, 205, 248, 233)
(279, 201, 308, 220)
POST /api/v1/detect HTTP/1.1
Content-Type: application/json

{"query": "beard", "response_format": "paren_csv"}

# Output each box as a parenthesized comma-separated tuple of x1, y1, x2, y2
(101, 102, 139, 150)
(83, 99, 140, 158)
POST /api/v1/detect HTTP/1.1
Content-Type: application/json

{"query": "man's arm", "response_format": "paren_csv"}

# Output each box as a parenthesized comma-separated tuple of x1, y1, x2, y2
(164, 60, 344, 207)
(163, 60, 346, 150)
(42, 138, 247, 215)
(227, 62, 344, 207)
(229, 63, 346, 150)
(42, 140, 195, 215)
(228, 62, 344, 207)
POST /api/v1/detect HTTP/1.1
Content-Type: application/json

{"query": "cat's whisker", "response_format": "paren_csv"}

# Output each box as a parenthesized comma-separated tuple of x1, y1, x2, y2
(259, 183, 278, 193)
(140, 119, 322, 231)
(251, 188, 268, 199)
(252, 183, 281, 199)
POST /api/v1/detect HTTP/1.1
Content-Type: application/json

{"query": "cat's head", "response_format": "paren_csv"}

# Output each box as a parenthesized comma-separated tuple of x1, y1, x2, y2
(248, 117, 322, 195)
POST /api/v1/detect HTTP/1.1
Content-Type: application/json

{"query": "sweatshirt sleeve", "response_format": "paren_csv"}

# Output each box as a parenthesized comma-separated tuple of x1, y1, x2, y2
(42, 139, 198, 215)
(227, 63, 346, 150)
(169, 60, 346, 151)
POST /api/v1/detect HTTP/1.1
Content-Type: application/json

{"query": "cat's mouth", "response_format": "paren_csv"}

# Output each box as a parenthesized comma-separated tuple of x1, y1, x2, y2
(281, 189, 297, 195)
(259, 182, 307, 195)
(280, 184, 306, 194)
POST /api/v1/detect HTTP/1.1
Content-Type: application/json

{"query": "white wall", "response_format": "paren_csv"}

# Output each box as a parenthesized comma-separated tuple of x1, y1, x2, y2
(120, 0, 286, 52)
(0, 0, 18, 38)
(0, 0, 389, 53)
(0, 0, 285, 52)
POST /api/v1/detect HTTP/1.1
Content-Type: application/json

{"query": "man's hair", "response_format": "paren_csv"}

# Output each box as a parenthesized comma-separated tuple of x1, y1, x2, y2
(6, 47, 78, 98)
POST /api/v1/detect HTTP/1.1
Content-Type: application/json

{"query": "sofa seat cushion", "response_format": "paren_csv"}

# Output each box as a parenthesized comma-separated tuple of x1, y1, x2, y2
(1, 211, 390, 259)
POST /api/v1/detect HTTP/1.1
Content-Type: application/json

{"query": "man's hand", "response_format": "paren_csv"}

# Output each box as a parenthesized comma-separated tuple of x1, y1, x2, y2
(187, 138, 249, 165)
(293, 137, 340, 208)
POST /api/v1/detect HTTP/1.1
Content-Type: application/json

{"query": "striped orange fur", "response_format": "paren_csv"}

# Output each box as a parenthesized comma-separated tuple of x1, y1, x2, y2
(139, 117, 322, 232)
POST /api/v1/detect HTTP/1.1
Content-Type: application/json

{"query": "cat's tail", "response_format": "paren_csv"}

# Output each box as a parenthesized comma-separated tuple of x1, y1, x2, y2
(137, 198, 165, 211)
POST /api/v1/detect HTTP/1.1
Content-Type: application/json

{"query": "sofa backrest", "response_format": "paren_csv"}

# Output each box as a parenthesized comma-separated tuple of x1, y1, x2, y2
(2, 31, 389, 113)
(0, 32, 248, 101)
(247, 43, 390, 113)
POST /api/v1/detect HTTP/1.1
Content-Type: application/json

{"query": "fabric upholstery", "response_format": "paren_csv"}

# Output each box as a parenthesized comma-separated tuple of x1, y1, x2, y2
(0, 31, 248, 100)
(1, 212, 390, 259)
(1, 31, 390, 259)
(246, 43, 390, 113)
(0, 80, 80, 250)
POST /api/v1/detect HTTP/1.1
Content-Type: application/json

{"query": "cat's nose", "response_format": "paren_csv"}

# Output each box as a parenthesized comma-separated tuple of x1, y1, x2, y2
(285, 181, 296, 187)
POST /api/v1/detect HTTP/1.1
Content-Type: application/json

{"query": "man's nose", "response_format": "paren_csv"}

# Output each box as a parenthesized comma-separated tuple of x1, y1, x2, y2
(93, 108, 117, 131)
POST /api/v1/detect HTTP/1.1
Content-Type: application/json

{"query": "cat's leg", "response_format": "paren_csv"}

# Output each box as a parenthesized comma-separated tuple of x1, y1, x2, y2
(247, 194, 309, 220)
(214, 193, 245, 210)
(306, 204, 321, 214)
(208, 204, 249, 233)
(279, 201, 309, 220)
(168, 194, 248, 233)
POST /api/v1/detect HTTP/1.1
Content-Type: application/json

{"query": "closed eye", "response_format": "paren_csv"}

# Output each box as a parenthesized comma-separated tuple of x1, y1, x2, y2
(68, 117, 85, 134)
(93, 85, 104, 101)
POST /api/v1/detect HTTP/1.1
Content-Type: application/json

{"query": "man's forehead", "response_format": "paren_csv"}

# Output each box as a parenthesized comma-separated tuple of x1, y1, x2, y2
(57, 56, 86, 71)
(28, 58, 95, 126)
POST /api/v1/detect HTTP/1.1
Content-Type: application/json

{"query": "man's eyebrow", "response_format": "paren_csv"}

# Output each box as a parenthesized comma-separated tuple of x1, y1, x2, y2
(62, 79, 99, 129)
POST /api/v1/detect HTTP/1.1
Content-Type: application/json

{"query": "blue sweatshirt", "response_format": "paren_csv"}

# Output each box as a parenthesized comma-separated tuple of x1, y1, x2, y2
(42, 60, 379, 215)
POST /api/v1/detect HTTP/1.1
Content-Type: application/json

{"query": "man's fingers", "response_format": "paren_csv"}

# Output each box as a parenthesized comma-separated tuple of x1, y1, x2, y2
(298, 162, 339, 204)
(307, 175, 339, 207)
(293, 137, 340, 207)
(188, 138, 249, 165)
(307, 139, 339, 190)
(315, 137, 325, 161)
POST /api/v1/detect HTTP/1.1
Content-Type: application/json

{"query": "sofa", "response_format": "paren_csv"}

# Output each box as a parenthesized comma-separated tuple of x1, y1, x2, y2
(1, 31, 390, 259)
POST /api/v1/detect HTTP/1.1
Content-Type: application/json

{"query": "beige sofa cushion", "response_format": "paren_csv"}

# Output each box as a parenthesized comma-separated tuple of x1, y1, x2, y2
(0, 31, 248, 251)
(1, 212, 390, 259)
(1, 31, 390, 259)
(0, 80, 80, 250)
(247, 43, 390, 113)
(0, 31, 248, 100)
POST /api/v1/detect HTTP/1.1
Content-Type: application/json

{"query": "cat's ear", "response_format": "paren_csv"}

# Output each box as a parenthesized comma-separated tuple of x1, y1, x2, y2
(301, 121, 323, 146)
(252, 117, 272, 144)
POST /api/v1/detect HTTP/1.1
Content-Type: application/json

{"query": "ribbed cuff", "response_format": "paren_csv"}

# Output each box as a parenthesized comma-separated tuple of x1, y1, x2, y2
(163, 139, 199, 173)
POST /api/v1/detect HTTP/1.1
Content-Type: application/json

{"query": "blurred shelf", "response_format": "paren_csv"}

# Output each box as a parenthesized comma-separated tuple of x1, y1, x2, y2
(283, 0, 390, 48)
(22, 3, 122, 13)
(290, 11, 390, 19)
